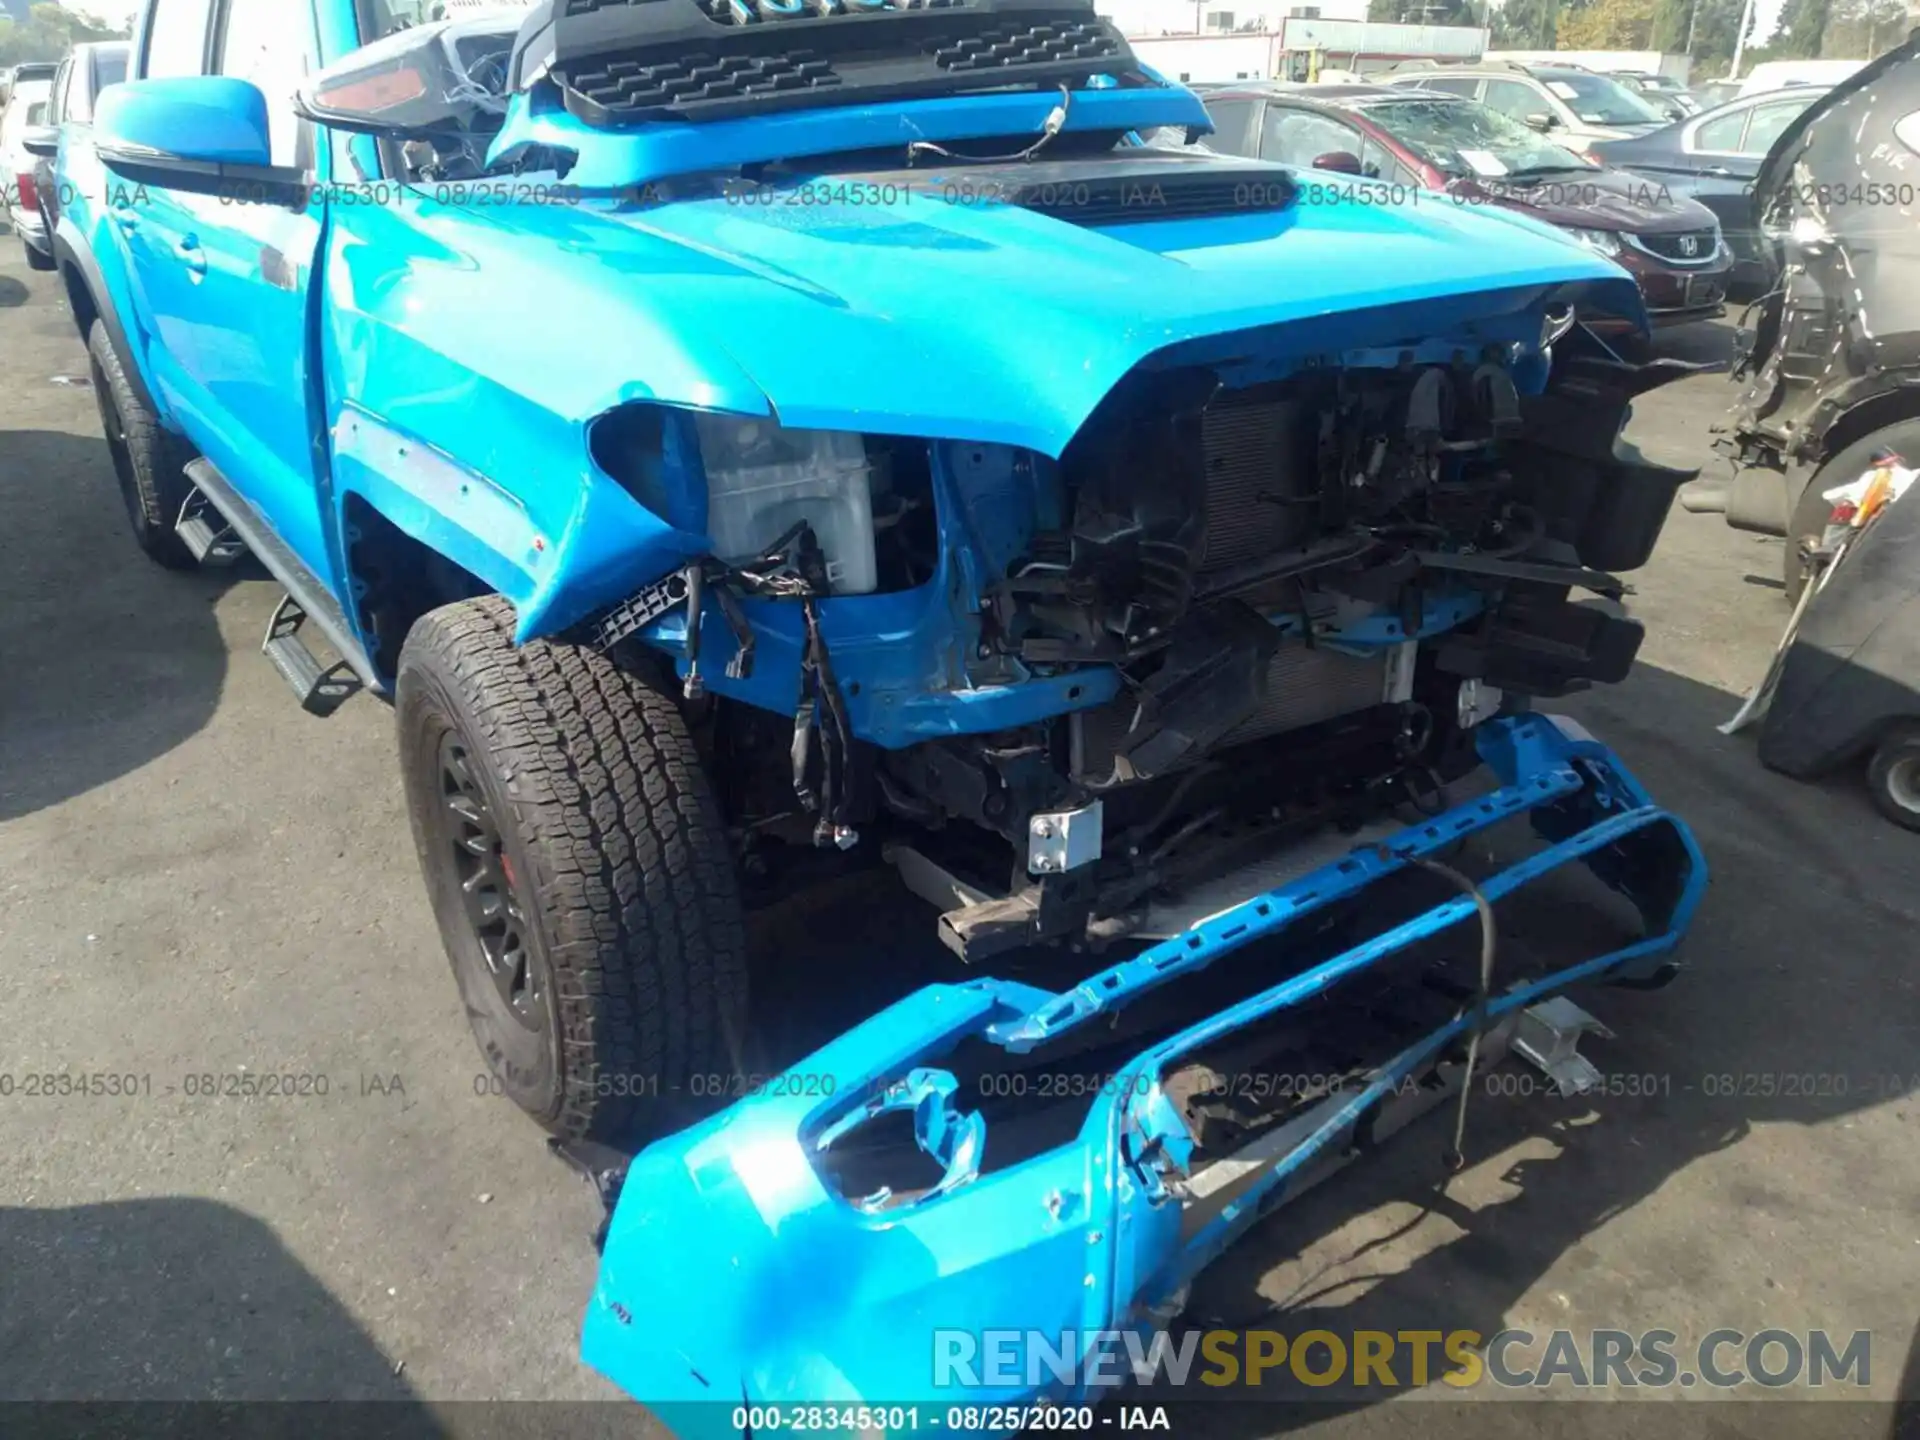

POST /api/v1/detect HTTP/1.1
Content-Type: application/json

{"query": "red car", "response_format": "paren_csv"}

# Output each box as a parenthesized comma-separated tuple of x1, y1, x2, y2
(1192, 84, 1733, 339)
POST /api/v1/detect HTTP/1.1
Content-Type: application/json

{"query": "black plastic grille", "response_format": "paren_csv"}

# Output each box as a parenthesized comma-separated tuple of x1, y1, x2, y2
(1634, 229, 1717, 262)
(539, 0, 1139, 123)
(568, 51, 841, 111)
(931, 18, 1122, 69)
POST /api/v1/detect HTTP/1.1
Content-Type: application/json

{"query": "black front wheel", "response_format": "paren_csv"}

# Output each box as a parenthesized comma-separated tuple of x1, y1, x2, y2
(396, 597, 749, 1141)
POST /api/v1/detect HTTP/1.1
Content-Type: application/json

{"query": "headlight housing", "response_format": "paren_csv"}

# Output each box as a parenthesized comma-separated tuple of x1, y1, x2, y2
(1567, 227, 1624, 257)
(695, 415, 878, 595)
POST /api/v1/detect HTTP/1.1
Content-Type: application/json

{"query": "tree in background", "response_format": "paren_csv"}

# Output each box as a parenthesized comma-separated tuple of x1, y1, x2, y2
(0, 3, 127, 66)
(1555, 0, 1655, 47)
(1492, 0, 1559, 46)
(1767, 0, 1830, 55)
(1819, 0, 1907, 56)
(1649, 0, 1689, 48)
(1699, 0, 1759, 72)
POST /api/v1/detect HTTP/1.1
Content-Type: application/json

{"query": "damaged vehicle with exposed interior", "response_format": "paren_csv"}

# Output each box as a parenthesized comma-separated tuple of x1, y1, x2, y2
(1701, 35, 1920, 600)
(1704, 37, 1920, 827)
(74, 0, 1705, 1417)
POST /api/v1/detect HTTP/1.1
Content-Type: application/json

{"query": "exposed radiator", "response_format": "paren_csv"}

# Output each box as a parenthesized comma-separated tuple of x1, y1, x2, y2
(1196, 389, 1316, 574)
(1072, 639, 1399, 781)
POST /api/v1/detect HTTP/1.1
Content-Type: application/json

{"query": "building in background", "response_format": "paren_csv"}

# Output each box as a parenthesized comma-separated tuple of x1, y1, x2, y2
(1122, 17, 1488, 82)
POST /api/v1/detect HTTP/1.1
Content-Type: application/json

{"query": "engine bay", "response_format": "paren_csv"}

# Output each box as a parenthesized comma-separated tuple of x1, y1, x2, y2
(684, 334, 1697, 962)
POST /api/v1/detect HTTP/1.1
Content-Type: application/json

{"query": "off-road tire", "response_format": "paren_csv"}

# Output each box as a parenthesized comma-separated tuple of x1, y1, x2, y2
(1867, 724, 1920, 834)
(1786, 420, 1920, 604)
(396, 596, 748, 1141)
(87, 319, 196, 570)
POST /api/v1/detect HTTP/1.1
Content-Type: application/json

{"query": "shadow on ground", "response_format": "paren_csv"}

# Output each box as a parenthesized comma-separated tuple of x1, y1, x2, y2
(0, 1198, 444, 1431)
(0, 430, 237, 822)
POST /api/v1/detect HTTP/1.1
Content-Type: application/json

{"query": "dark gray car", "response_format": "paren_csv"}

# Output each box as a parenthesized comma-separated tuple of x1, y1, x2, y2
(1588, 87, 1825, 294)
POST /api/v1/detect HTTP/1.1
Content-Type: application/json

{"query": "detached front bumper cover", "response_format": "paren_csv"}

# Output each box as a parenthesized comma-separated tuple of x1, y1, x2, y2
(582, 714, 1706, 1421)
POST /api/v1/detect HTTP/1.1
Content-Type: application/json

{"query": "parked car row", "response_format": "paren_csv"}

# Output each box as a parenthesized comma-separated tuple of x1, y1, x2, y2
(1, 61, 58, 269)
(1189, 81, 1731, 343)
(1, 44, 127, 274)
(1177, 58, 1831, 327)
(1586, 85, 1819, 293)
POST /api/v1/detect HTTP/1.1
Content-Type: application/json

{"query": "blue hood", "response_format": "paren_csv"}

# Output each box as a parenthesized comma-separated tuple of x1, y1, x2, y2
(324, 100, 1641, 642)
(391, 155, 1642, 456)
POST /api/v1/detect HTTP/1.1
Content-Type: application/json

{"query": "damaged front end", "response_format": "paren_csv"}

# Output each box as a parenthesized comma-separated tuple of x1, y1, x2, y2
(583, 714, 1704, 1419)
(288, 3, 1712, 1405)
(1716, 35, 1920, 534)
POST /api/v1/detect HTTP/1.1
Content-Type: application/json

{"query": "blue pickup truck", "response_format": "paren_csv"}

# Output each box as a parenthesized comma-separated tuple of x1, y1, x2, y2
(57, 0, 1705, 1415)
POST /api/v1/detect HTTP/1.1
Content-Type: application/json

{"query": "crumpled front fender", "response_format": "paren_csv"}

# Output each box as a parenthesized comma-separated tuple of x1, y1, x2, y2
(583, 716, 1707, 1427)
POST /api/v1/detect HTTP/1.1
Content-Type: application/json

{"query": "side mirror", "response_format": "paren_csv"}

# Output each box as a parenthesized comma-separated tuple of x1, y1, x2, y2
(95, 77, 301, 201)
(21, 125, 58, 160)
(1312, 149, 1364, 174)
(1524, 112, 1557, 132)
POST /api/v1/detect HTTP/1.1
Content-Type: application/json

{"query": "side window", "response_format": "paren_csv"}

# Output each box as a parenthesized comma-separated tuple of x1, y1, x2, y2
(1358, 135, 1412, 184)
(1416, 77, 1480, 98)
(1202, 99, 1256, 157)
(213, 0, 312, 169)
(1742, 100, 1805, 156)
(1693, 105, 1750, 152)
(1483, 79, 1543, 122)
(75, 52, 128, 124)
(1261, 108, 1361, 168)
(144, 0, 216, 79)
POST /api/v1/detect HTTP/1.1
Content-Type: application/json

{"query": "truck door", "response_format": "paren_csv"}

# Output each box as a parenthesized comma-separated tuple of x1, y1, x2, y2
(124, 0, 338, 587)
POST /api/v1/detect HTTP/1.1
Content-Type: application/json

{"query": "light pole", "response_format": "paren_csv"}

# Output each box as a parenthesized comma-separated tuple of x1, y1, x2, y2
(1729, 0, 1757, 76)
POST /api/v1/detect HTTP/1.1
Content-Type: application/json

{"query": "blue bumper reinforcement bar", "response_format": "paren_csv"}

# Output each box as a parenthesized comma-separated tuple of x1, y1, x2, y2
(581, 713, 1707, 1427)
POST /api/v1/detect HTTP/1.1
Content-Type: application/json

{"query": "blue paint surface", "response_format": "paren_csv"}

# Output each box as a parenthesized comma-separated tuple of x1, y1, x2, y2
(582, 715, 1706, 1425)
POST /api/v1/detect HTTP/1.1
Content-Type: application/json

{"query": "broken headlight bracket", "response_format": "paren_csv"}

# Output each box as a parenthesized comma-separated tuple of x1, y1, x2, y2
(587, 523, 865, 848)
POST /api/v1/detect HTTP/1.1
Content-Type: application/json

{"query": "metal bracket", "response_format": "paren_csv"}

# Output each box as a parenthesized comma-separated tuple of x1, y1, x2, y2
(175, 489, 246, 567)
(1512, 996, 1615, 1096)
(590, 570, 693, 653)
(262, 595, 364, 718)
(1028, 800, 1103, 876)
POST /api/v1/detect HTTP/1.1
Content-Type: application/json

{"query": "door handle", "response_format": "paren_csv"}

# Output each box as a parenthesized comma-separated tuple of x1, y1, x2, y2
(1703, 165, 1735, 177)
(175, 234, 208, 276)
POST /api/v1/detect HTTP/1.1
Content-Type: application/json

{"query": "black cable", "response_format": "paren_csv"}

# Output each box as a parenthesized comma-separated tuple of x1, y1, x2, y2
(1376, 845, 1497, 1173)
(906, 84, 1072, 167)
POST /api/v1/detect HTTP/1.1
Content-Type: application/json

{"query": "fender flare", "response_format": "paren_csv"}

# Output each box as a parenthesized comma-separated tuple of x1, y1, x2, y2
(51, 222, 160, 419)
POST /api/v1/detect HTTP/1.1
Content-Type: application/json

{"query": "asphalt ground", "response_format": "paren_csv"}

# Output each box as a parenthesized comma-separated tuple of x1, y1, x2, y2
(2, 233, 1918, 1440)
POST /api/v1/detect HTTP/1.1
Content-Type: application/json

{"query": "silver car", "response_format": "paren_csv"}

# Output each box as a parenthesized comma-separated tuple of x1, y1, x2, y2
(2, 66, 56, 269)
(1384, 61, 1669, 155)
